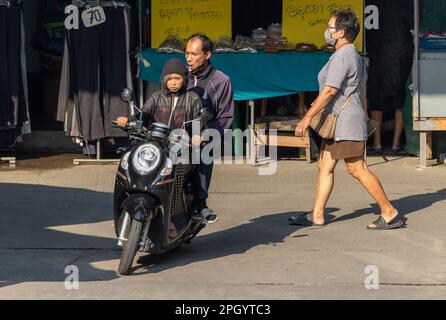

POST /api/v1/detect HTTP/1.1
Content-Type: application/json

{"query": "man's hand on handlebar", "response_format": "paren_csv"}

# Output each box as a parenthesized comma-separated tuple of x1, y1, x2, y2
(116, 117, 129, 128)
(192, 135, 202, 146)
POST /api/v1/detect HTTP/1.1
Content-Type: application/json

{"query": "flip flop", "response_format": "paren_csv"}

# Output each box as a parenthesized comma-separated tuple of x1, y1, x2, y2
(288, 213, 324, 226)
(367, 214, 404, 230)
(389, 147, 408, 155)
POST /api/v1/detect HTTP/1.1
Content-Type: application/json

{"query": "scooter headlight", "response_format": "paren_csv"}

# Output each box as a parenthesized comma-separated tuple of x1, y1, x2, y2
(120, 151, 131, 170)
(132, 143, 161, 175)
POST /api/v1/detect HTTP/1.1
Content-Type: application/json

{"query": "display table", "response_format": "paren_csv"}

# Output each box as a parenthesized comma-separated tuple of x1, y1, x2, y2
(139, 49, 330, 100)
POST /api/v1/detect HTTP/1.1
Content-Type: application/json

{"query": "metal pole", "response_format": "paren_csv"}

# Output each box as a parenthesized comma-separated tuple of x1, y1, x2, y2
(138, 0, 144, 110)
(414, 0, 422, 168)
(413, 0, 420, 119)
(362, 0, 366, 54)
(249, 100, 255, 164)
(96, 139, 100, 160)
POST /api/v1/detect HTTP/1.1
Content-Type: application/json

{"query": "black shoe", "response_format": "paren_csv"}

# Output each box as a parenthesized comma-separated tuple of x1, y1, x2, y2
(367, 146, 383, 154)
(201, 208, 218, 223)
(388, 147, 407, 155)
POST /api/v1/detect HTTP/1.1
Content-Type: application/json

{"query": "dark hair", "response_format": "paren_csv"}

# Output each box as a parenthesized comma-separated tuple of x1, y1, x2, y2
(187, 33, 213, 53)
(331, 9, 360, 42)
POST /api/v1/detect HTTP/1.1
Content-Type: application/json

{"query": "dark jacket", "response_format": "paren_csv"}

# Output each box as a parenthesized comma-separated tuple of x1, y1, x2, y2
(187, 64, 234, 136)
(140, 87, 205, 133)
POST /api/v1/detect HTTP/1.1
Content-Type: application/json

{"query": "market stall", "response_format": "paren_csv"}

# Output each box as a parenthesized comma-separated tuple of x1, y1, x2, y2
(412, 0, 446, 168)
(0, 0, 31, 167)
(139, 49, 331, 162)
(139, 0, 365, 162)
(12, 0, 371, 164)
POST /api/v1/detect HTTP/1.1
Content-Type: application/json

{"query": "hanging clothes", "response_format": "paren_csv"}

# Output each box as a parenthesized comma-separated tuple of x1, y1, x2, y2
(0, 0, 31, 148)
(366, 0, 415, 111)
(57, 0, 133, 142)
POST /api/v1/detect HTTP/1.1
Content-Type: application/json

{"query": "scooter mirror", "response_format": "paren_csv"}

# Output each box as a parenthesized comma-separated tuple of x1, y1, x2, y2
(120, 88, 134, 103)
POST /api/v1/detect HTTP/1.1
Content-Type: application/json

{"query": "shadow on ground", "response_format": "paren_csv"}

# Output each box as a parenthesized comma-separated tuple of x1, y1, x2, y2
(0, 183, 120, 287)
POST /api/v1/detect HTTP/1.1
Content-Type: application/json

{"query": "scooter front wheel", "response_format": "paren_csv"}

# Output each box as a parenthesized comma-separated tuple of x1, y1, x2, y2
(118, 219, 143, 275)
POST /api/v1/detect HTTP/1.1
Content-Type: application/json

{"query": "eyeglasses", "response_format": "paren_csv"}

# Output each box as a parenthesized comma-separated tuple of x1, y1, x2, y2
(327, 25, 337, 30)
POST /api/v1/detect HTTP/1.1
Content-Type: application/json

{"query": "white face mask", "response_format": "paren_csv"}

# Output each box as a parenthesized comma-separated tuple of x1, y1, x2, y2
(324, 29, 338, 46)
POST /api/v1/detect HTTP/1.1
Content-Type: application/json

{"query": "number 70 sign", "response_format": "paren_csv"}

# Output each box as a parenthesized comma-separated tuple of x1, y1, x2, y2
(65, 5, 107, 29)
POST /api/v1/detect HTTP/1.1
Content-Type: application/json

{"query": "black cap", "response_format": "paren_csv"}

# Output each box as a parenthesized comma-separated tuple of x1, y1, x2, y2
(161, 58, 188, 78)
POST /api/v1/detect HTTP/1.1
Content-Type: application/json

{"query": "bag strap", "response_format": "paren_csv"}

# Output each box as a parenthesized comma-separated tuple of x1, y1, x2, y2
(340, 92, 354, 111)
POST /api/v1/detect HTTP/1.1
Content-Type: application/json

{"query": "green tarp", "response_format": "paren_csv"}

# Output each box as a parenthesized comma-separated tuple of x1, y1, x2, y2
(139, 49, 331, 101)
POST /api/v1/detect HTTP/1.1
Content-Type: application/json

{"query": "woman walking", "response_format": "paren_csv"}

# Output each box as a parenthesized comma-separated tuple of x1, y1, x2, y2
(291, 9, 404, 230)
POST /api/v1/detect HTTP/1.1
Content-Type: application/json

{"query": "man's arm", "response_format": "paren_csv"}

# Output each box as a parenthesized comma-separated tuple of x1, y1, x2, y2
(214, 78, 234, 134)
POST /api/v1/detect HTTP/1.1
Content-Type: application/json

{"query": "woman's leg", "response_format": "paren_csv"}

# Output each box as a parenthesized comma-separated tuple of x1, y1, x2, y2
(344, 156, 398, 226)
(392, 108, 404, 149)
(311, 148, 339, 225)
(371, 111, 383, 150)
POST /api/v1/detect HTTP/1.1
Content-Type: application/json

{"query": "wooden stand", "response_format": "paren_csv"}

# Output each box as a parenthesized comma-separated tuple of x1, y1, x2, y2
(252, 116, 312, 164)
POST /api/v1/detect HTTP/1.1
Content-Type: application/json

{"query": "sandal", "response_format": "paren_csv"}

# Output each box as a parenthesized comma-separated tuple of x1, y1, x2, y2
(367, 214, 404, 230)
(288, 213, 324, 226)
(389, 147, 407, 155)
(370, 147, 384, 154)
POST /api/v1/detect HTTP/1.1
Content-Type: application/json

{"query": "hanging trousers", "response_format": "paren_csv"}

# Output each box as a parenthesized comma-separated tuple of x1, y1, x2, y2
(0, 2, 30, 148)
(66, 5, 132, 141)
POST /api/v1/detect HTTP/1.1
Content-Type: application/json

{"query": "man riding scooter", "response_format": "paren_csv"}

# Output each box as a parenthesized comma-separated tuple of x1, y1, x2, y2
(185, 33, 235, 223)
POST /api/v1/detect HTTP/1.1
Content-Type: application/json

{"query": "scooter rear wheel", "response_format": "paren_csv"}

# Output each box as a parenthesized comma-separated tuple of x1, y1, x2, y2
(118, 219, 143, 275)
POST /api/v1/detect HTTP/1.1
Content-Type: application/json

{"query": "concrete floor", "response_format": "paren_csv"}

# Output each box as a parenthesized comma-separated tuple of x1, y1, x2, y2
(0, 154, 445, 299)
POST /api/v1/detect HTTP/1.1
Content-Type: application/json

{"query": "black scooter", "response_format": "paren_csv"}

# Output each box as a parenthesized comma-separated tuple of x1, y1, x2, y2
(113, 89, 211, 275)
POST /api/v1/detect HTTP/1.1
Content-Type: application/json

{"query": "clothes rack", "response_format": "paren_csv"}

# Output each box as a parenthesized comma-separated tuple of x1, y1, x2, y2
(72, 0, 128, 8)
(0, 0, 22, 7)
(73, 139, 120, 165)
(71, 0, 143, 166)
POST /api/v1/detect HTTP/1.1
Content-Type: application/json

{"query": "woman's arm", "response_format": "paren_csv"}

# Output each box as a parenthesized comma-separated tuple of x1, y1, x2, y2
(295, 86, 339, 137)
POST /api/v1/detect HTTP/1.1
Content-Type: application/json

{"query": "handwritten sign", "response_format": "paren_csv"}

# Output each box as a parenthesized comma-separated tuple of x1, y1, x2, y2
(151, 0, 231, 48)
(283, 0, 364, 51)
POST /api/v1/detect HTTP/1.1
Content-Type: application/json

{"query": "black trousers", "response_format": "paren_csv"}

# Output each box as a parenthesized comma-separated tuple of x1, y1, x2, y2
(67, 6, 131, 141)
(195, 138, 222, 201)
(0, 4, 28, 148)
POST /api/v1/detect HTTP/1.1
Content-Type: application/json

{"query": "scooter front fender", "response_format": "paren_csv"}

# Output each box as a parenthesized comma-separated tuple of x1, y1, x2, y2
(121, 194, 156, 222)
